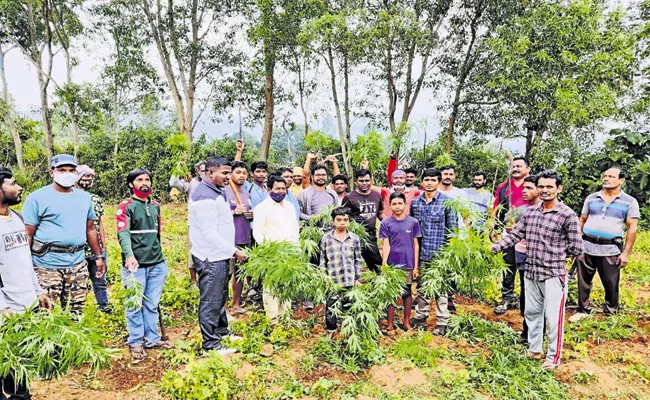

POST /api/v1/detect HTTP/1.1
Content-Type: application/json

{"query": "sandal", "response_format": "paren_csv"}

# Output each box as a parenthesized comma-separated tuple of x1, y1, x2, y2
(130, 345, 147, 361)
(146, 340, 174, 350)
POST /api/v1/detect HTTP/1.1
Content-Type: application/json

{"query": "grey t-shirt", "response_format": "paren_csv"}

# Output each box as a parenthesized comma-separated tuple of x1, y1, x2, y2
(311, 190, 336, 215)
(0, 211, 43, 312)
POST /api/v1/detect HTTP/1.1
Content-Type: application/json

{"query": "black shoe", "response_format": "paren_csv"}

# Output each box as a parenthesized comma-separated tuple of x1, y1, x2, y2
(494, 299, 516, 315)
(99, 304, 114, 314)
(410, 318, 427, 330)
(432, 325, 447, 336)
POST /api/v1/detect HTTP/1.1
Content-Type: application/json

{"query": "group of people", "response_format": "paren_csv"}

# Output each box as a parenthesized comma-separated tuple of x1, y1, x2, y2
(0, 144, 639, 398)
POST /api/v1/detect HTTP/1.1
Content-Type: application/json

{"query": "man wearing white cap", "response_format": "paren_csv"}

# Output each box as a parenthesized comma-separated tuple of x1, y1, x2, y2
(22, 155, 105, 313)
(75, 165, 111, 313)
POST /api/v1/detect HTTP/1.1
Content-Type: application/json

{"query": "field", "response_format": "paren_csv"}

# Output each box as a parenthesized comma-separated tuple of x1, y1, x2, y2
(30, 203, 650, 400)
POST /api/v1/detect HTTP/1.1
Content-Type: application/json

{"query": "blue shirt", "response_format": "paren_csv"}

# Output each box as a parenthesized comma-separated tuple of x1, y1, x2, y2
(581, 191, 639, 256)
(22, 186, 97, 268)
(409, 192, 458, 262)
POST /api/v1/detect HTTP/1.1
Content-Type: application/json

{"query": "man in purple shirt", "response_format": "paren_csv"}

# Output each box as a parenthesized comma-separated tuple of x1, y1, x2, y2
(379, 192, 421, 331)
(223, 161, 253, 315)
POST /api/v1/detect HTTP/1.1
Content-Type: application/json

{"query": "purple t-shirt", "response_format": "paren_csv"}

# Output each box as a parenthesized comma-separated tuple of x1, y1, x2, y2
(310, 190, 335, 215)
(224, 185, 252, 246)
(378, 215, 421, 270)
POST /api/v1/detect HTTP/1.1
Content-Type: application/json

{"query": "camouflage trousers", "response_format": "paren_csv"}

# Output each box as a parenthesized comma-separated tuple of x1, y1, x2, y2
(34, 260, 89, 313)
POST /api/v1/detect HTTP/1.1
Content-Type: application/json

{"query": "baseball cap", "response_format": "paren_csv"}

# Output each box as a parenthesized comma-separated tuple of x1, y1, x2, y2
(50, 154, 78, 169)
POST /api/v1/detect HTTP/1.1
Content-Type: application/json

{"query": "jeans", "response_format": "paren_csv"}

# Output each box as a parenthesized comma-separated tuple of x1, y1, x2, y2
(1, 374, 31, 399)
(122, 261, 168, 347)
(325, 289, 351, 331)
(192, 256, 230, 350)
(87, 256, 109, 308)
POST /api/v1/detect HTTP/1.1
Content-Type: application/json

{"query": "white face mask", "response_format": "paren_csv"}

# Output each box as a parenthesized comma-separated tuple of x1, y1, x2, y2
(393, 185, 406, 192)
(53, 172, 78, 188)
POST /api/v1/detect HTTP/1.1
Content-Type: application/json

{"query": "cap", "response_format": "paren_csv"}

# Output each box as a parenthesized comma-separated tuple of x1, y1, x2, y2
(50, 154, 77, 169)
(76, 165, 95, 182)
(293, 167, 303, 175)
(391, 169, 406, 179)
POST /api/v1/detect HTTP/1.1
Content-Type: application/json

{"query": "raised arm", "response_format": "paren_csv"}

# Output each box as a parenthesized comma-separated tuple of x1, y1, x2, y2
(234, 139, 244, 162)
(302, 152, 316, 189)
(387, 152, 397, 186)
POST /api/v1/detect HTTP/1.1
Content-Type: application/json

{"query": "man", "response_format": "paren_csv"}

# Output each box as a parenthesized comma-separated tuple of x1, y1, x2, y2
(463, 170, 494, 227)
(572, 168, 639, 321)
(0, 167, 52, 400)
(301, 152, 341, 190)
(492, 156, 531, 314)
(404, 168, 418, 189)
(513, 175, 541, 342)
(409, 169, 458, 336)
(297, 164, 339, 221)
(169, 160, 206, 200)
(290, 167, 304, 197)
(117, 169, 173, 360)
(491, 170, 582, 370)
(275, 167, 302, 221)
(22, 154, 105, 313)
(169, 160, 206, 287)
(224, 161, 253, 315)
(190, 157, 247, 355)
(342, 169, 383, 273)
(234, 140, 270, 209)
(75, 165, 111, 313)
(253, 175, 300, 324)
(331, 174, 348, 204)
(373, 154, 421, 219)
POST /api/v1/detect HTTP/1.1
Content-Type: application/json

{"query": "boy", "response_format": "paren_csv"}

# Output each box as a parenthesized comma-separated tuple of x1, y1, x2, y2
(319, 207, 363, 332)
(379, 192, 421, 331)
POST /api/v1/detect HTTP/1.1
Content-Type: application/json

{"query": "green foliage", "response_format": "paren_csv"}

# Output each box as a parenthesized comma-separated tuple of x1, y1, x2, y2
(241, 241, 335, 304)
(420, 228, 508, 300)
(349, 130, 390, 184)
(160, 351, 238, 400)
(565, 314, 637, 346)
(0, 307, 117, 386)
(159, 272, 200, 322)
(124, 272, 146, 310)
(389, 332, 447, 368)
(446, 313, 521, 348)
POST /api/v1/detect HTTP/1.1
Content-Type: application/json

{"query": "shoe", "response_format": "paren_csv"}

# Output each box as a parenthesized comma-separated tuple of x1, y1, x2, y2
(227, 334, 243, 342)
(227, 311, 237, 323)
(129, 344, 147, 361)
(410, 318, 427, 330)
(568, 312, 590, 323)
(541, 360, 559, 370)
(448, 302, 456, 314)
(432, 325, 447, 336)
(494, 299, 516, 315)
(146, 340, 174, 350)
(526, 352, 544, 361)
(99, 304, 114, 314)
(303, 301, 314, 310)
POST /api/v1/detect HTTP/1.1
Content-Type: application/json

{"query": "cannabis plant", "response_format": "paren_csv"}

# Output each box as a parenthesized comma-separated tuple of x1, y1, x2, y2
(124, 272, 147, 310)
(0, 306, 117, 386)
(241, 241, 336, 304)
(420, 227, 507, 300)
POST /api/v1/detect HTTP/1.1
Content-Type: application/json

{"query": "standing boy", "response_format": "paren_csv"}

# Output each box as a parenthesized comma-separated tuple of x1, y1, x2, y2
(319, 207, 363, 332)
(379, 192, 421, 331)
(117, 169, 173, 360)
(491, 170, 582, 369)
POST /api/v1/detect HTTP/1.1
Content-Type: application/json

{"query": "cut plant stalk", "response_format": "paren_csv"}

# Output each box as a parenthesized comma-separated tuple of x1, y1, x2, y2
(124, 272, 147, 310)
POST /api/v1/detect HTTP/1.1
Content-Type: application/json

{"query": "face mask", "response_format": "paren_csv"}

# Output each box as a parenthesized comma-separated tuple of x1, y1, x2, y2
(53, 172, 77, 188)
(78, 180, 93, 189)
(393, 185, 405, 192)
(269, 192, 286, 203)
(133, 187, 152, 198)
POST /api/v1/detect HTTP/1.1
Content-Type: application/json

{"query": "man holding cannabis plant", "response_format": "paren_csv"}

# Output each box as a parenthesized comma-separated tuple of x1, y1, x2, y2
(117, 169, 173, 360)
(491, 170, 582, 370)
(190, 157, 247, 356)
(0, 167, 52, 400)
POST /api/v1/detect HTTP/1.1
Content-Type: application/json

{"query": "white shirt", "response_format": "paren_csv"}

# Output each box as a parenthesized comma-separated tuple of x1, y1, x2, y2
(188, 189, 236, 262)
(253, 197, 300, 244)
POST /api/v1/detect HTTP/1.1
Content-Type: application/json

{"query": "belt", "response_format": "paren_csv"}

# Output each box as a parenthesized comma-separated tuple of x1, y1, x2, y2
(48, 244, 86, 254)
(582, 234, 622, 246)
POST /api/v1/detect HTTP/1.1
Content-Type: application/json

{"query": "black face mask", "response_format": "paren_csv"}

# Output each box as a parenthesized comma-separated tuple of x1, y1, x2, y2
(78, 180, 92, 189)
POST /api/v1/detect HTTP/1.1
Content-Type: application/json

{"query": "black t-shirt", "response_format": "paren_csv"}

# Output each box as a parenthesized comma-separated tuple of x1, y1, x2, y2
(343, 190, 383, 237)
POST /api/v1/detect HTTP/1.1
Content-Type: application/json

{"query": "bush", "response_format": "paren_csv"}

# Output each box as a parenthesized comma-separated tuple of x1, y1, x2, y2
(161, 352, 238, 400)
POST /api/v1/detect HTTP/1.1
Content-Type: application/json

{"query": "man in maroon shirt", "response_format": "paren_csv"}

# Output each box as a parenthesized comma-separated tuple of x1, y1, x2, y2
(492, 156, 531, 314)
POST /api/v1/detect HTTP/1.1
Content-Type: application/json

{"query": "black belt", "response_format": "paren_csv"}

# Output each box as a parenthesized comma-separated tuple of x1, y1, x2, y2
(582, 234, 623, 246)
(31, 239, 85, 256)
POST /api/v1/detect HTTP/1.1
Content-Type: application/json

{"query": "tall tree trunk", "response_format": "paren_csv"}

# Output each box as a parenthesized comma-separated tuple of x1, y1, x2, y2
(297, 59, 308, 137)
(37, 68, 54, 161)
(64, 49, 81, 159)
(0, 48, 24, 170)
(326, 46, 350, 178)
(260, 45, 274, 161)
(342, 52, 352, 179)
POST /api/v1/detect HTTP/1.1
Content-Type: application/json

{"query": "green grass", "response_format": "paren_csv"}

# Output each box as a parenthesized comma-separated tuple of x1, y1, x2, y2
(565, 314, 638, 346)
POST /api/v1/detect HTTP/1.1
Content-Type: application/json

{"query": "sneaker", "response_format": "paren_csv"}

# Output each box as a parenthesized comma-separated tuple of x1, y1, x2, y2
(494, 299, 516, 315)
(541, 360, 559, 370)
(303, 301, 314, 310)
(218, 347, 238, 356)
(432, 325, 447, 336)
(568, 312, 590, 323)
(227, 334, 243, 342)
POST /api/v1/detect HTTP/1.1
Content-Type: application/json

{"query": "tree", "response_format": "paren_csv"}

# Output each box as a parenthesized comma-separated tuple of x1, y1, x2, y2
(479, 0, 636, 161)
(0, 44, 24, 170)
(134, 0, 244, 142)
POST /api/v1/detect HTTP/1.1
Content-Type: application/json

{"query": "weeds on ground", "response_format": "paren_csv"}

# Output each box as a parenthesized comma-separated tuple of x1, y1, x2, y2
(161, 351, 237, 400)
(389, 332, 447, 368)
(159, 272, 200, 322)
(565, 314, 637, 346)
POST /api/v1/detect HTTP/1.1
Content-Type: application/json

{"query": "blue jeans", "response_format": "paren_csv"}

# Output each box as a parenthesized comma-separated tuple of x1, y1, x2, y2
(87, 256, 109, 308)
(121, 261, 168, 347)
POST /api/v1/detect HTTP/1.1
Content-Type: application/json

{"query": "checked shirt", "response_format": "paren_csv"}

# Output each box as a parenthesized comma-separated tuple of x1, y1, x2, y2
(409, 192, 458, 262)
(319, 231, 363, 287)
(492, 202, 583, 281)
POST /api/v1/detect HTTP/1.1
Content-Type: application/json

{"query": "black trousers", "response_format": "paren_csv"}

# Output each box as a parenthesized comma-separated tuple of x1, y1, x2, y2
(193, 256, 230, 350)
(362, 238, 382, 273)
(501, 247, 518, 301)
(325, 289, 352, 331)
(577, 254, 621, 314)
(1, 374, 31, 400)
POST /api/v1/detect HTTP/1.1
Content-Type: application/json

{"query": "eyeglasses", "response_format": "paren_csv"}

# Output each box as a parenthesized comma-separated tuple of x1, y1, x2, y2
(313, 173, 327, 177)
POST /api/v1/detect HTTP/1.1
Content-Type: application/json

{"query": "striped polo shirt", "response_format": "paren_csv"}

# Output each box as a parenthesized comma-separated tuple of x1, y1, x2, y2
(581, 191, 639, 256)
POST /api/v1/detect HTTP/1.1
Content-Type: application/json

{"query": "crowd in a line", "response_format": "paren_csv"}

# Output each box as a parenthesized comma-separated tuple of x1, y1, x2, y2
(0, 141, 639, 398)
